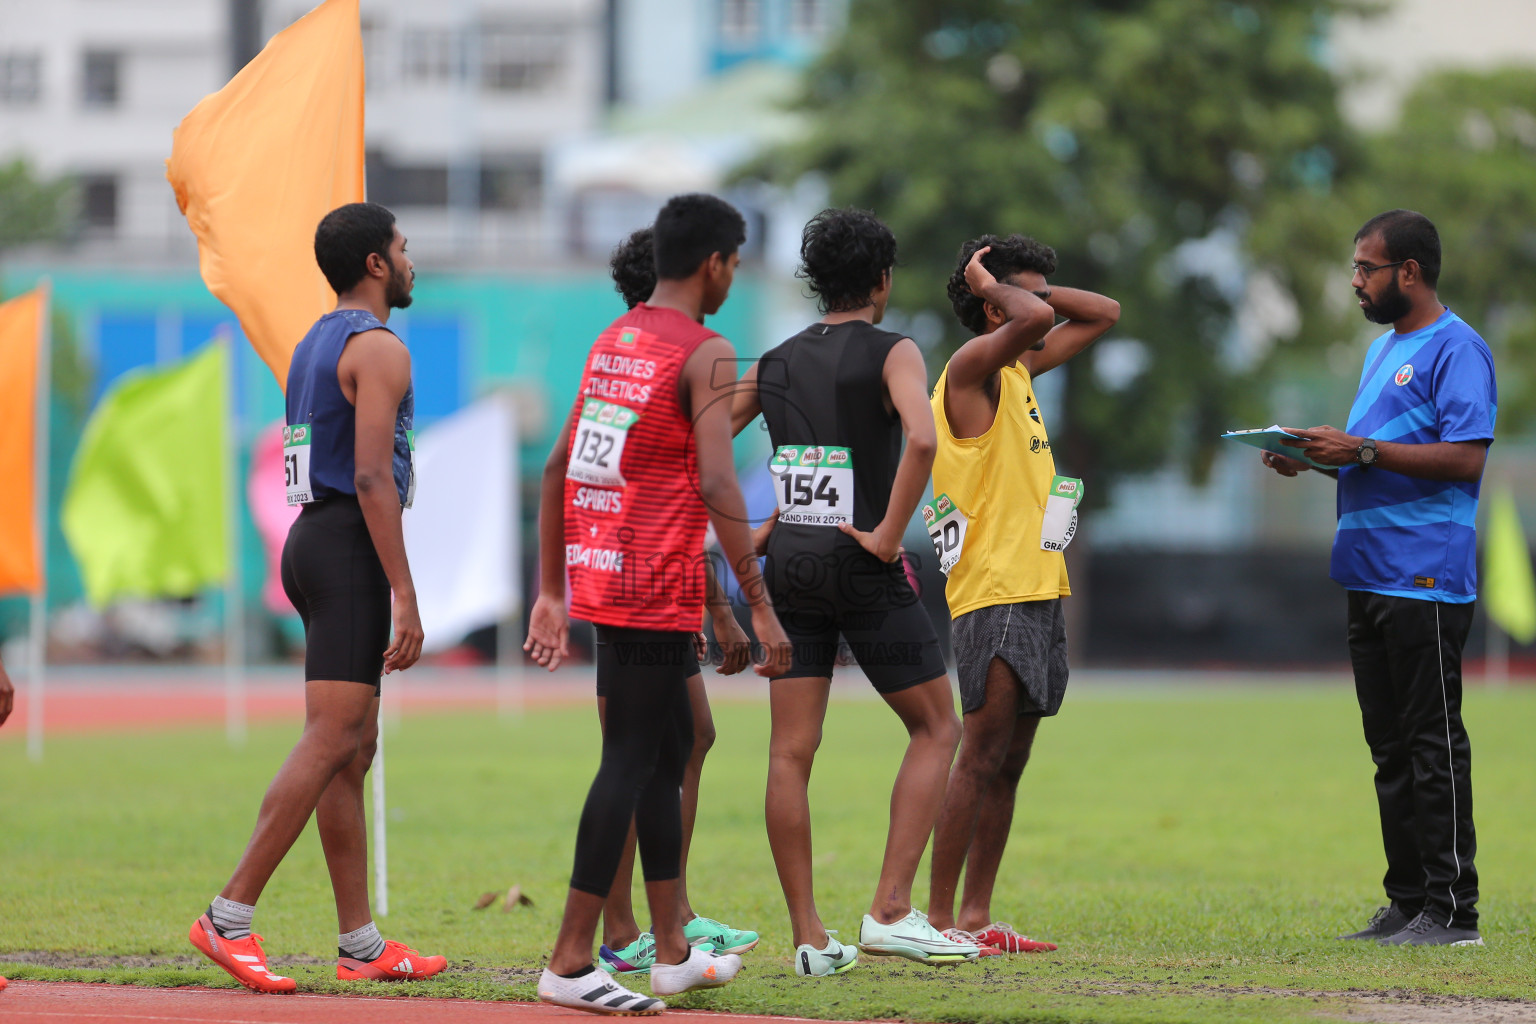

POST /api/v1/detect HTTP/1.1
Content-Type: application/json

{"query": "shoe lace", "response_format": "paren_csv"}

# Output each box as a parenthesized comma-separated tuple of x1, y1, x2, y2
(248, 933, 267, 951)
(1365, 907, 1393, 927)
(944, 927, 982, 944)
(1405, 912, 1436, 934)
(986, 921, 1018, 936)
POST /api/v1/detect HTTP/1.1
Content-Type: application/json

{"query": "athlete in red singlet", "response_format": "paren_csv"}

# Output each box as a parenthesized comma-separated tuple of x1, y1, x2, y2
(525, 194, 790, 1016)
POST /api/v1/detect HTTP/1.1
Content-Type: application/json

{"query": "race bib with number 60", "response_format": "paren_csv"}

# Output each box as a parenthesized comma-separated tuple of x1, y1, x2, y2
(284, 424, 313, 505)
(770, 445, 854, 526)
(566, 399, 638, 489)
(921, 492, 968, 577)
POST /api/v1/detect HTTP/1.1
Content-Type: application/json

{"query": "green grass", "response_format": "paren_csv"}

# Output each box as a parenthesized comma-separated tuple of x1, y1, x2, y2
(3, 681, 1534, 1023)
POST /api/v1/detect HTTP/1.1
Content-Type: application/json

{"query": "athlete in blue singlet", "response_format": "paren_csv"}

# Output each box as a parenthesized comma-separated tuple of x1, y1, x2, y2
(189, 203, 445, 992)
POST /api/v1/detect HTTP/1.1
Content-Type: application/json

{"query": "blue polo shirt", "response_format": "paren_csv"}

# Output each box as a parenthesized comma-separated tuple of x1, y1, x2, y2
(1332, 309, 1496, 603)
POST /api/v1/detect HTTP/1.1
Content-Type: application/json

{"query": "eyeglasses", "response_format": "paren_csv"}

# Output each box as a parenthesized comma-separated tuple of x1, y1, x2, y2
(1352, 260, 1408, 277)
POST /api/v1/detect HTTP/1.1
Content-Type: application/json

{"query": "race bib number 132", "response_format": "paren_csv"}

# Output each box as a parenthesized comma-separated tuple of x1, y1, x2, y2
(284, 424, 313, 505)
(770, 445, 854, 526)
(567, 399, 638, 489)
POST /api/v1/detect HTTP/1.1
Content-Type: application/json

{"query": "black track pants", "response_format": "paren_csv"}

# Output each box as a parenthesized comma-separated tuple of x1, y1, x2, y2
(1347, 590, 1478, 928)
(568, 626, 695, 897)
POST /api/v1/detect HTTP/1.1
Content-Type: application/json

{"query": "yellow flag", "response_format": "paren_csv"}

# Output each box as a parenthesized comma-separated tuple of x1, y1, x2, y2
(1484, 487, 1536, 645)
(0, 286, 46, 595)
(166, 0, 364, 391)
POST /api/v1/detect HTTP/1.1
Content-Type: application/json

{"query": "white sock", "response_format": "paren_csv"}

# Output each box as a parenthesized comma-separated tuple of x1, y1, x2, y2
(339, 921, 386, 962)
(209, 896, 255, 940)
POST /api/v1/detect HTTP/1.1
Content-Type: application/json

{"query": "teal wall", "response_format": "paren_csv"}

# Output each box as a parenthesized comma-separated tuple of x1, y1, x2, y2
(0, 266, 767, 635)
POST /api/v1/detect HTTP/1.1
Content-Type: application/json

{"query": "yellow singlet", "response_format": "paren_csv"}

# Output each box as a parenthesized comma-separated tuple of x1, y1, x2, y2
(930, 360, 1070, 618)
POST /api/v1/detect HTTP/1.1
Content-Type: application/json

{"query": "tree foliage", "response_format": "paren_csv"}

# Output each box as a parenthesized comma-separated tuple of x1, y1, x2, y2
(0, 158, 71, 251)
(761, 0, 1372, 491)
(1352, 68, 1536, 432)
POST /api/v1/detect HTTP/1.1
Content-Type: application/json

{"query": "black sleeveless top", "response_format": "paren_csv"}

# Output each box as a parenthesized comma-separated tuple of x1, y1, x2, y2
(757, 319, 905, 555)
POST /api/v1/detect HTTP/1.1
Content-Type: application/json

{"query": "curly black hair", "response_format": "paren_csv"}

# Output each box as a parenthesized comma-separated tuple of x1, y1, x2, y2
(797, 207, 898, 314)
(609, 226, 655, 309)
(947, 234, 1057, 335)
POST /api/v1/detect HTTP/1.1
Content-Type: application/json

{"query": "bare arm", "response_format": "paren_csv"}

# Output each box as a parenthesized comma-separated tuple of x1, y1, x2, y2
(524, 415, 574, 669)
(685, 336, 790, 678)
(702, 557, 751, 675)
(1022, 286, 1120, 378)
(838, 339, 936, 562)
(730, 360, 762, 437)
(945, 247, 1056, 393)
(1282, 426, 1488, 483)
(0, 651, 13, 727)
(343, 329, 422, 673)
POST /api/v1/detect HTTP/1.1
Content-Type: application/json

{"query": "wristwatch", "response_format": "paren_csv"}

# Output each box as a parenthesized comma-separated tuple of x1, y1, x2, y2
(1355, 438, 1378, 466)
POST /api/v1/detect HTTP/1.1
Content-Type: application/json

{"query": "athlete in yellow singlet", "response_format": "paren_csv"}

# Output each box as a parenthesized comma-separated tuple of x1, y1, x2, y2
(923, 236, 1119, 954)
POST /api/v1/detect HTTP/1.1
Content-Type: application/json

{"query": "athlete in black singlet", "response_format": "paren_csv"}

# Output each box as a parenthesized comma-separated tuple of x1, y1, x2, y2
(731, 209, 979, 976)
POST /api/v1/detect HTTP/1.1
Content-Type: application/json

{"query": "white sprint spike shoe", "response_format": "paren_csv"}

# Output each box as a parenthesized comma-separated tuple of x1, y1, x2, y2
(650, 945, 741, 995)
(857, 908, 981, 964)
(537, 967, 664, 1015)
(794, 932, 858, 977)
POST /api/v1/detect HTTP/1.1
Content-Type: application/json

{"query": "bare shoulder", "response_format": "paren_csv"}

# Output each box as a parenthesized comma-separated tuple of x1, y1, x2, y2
(346, 327, 409, 361)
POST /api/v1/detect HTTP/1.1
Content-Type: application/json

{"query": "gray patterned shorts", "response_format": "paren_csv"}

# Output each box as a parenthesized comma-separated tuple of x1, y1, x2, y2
(951, 599, 1069, 717)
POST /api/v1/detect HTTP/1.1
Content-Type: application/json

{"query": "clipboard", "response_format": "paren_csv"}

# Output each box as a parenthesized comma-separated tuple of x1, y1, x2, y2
(1221, 425, 1331, 469)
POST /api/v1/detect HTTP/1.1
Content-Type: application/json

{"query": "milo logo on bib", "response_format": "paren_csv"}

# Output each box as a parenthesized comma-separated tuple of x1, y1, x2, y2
(923, 493, 967, 577)
(771, 444, 854, 526)
(1040, 474, 1084, 552)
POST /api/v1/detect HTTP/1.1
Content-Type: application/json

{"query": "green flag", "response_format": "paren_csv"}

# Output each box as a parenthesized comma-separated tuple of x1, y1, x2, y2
(62, 340, 229, 607)
(1483, 487, 1536, 645)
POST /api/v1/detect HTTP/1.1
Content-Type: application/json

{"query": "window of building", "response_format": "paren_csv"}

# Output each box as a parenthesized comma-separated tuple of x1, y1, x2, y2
(720, 0, 761, 45)
(0, 52, 43, 105)
(80, 175, 118, 229)
(478, 24, 567, 92)
(366, 151, 450, 207)
(789, 0, 825, 35)
(82, 50, 122, 107)
(360, 18, 388, 91)
(479, 154, 542, 210)
(402, 28, 461, 84)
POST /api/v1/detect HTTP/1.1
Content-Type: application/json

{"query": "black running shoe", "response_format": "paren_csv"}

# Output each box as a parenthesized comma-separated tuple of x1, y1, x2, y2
(1380, 912, 1483, 947)
(1337, 904, 1411, 941)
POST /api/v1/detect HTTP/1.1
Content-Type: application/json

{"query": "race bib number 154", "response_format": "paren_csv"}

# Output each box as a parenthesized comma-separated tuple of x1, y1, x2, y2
(770, 445, 854, 526)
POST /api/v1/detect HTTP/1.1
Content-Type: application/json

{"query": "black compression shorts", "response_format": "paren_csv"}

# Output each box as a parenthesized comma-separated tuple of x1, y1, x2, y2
(763, 541, 946, 693)
(280, 496, 392, 691)
(595, 639, 702, 698)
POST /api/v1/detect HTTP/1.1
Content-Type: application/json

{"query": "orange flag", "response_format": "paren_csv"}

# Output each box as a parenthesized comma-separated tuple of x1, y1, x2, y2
(0, 286, 47, 595)
(166, 0, 365, 390)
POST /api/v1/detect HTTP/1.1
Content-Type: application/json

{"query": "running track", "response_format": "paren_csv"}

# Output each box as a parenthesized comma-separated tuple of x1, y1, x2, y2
(0, 981, 840, 1024)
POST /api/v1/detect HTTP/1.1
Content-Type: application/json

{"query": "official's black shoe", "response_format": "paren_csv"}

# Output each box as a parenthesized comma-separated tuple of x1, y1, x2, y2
(1380, 911, 1483, 947)
(1337, 904, 1411, 941)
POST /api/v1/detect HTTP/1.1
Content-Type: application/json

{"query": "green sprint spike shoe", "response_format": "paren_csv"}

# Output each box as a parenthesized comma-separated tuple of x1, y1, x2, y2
(684, 915, 760, 955)
(598, 932, 656, 975)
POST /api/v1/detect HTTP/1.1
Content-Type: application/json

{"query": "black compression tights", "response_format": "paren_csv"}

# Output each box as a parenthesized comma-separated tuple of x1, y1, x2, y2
(569, 627, 696, 896)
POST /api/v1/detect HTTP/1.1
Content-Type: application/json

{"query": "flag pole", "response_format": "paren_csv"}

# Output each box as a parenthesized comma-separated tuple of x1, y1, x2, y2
(373, 717, 389, 916)
(495, 391, 523, 717)
(26, 281, 52, 764)
(1487, 614, 1508, 689)
(223, 334, 246, 745)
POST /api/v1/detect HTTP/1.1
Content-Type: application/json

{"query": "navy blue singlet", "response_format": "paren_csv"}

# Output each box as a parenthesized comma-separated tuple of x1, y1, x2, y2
(285, 309, 414, 506)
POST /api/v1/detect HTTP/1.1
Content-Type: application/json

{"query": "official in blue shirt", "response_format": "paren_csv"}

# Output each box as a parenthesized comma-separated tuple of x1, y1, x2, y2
(1265, 210, 1493, 948)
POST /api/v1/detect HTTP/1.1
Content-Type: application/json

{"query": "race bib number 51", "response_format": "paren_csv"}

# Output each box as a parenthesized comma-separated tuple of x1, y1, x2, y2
(922, 493, 968, 577)
(1040, 475, 1084, 552)
(770, 445, 854, 526)
(567, 399, 638, 489)
(284, 424, 313, 505)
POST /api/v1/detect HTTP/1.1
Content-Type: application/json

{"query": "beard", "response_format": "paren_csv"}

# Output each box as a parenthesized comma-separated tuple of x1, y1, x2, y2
(385, 259, 414, 309)
(1359, 274, 1410, 325)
